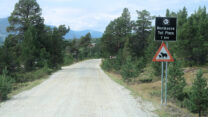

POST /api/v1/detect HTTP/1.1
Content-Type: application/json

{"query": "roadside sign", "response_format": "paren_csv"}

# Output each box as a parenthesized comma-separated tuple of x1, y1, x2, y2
(155, 17, 177, 41)
(152, 42, 174, 62)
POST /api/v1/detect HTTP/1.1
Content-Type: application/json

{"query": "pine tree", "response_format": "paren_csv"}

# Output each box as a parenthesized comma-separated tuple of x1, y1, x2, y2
(0, 35, 21, 73)
(185, 70, 208, 117)
(168, 59, 186, 100)
(101, 8, 132, 57)
(144, 28, 161, 76)
(166, 9, 170, 17)
(120, 57, 138, 82)
(80, 33, 91, 48)
(21, 26, 37, 71)
(177, 7, 188, 28)
(47, 25, 69, 68)
(176, 7, 208, 65)
(0, 68, 13, 100)
(79, 33, 92, 58)
(131, 10, 153, 57)
(122, 37, 132, 59)
(5, 0, 45, 71)
(7, 0, 43, 36)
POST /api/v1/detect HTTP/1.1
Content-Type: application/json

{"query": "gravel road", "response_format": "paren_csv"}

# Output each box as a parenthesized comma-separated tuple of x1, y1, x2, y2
(0, 59, 157, 117)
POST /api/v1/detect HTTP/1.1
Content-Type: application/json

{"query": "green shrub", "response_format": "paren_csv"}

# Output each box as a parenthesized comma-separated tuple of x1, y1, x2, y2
(15, 66, 52, 83)
(168, 60, 186, 101)
(184, 70, 208, 117)
(63, 54, 74, 65)
(111, 54, 123, 71)
(101, 59, 112, 71)
(135, 57, 146, 73)
(120, 57, 138, 82)
(0, 68, 13, 100)
(139, 78, 152, 83)
(151, 62, 161, 76)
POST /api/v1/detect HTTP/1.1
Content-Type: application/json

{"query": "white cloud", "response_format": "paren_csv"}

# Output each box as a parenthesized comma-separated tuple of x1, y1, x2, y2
(1, 0, 208, 32)
(41, 5, 121, 31)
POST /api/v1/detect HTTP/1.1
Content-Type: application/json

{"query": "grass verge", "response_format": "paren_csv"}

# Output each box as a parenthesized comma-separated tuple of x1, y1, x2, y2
(8, 75, 49, 99)
(6, 59, 86, 101)
(104, 70, 194, 117)
(3, 67, 55, 101)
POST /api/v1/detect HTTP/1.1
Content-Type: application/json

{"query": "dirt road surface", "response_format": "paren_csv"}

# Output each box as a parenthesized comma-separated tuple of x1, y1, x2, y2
(0, 59, 157, 117)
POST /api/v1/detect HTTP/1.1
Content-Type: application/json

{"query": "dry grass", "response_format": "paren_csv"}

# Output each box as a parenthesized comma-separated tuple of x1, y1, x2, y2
(184, 67, 208, 86)
(8, 75, 49, 99)
(104, 64, 208, 117)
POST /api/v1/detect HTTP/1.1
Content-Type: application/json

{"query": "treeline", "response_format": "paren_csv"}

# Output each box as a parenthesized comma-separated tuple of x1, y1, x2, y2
(63, 33, 101, 65)
(0, 0, 69, 100)
(0, 0, 100, 101)
(101, 7, 208, 116)
(1, 0, 69, 73)
(101, 7, 208, 79)
(101, 8, 153, 81)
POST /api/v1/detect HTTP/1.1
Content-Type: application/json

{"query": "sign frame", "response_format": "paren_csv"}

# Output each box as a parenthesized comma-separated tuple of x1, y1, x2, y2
(155, 17, 177, 42)
(152, 42, 174, 62)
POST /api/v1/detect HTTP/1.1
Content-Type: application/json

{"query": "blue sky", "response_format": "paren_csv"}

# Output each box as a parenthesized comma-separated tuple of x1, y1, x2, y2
(1, 0, 208, 32)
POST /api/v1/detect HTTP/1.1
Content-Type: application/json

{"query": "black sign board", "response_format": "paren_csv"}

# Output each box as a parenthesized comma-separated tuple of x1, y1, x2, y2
(155, 17, 177, 41)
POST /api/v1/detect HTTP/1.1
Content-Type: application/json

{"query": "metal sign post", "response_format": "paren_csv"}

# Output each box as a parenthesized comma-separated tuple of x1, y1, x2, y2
(165, 42, 168, 105)
(161, 61, 164, 104)
(153, 42, 173, 105)
(153, 17, 176, 106)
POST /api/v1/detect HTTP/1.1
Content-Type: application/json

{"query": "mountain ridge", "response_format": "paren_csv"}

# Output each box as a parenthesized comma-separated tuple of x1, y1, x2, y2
(0, 17, 103, 42)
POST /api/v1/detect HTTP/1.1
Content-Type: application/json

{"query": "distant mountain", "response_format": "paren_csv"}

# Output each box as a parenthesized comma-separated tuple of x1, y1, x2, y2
(0, 17, 103, 42)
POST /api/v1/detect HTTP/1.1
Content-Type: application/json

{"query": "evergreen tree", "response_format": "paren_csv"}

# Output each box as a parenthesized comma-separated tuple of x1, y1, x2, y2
(176, 7, 208, 65)
(79, 33, 92, 58)
(101, 21, 118, 56)
(21, 26, 37, 71)
(185, 70, 208, 117)
(7, 0, 44, 36)
(0, 68, 13, 100)
(0, 35, 21, 73)
(145, 28, 160, 61)
(168, 59, 186, 100)
(4, 0, 45, 71)
(47, 25, 69, 68)
(144, 28, 161, 76)
(177, 7, 188, 28)
(120, 57, 138, 82)
(80, 33, 91, 47)
(101, 8, 132, 57)
(166, 9, 171, 17)
(131, 10, 153, 57)
(122, 37, 132, 58)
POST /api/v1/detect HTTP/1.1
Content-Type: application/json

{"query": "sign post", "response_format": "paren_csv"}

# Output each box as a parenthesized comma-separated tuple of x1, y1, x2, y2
(165, 42, 168, 104)
(153, 17, 176, 105)
(161, 61, 164, 104)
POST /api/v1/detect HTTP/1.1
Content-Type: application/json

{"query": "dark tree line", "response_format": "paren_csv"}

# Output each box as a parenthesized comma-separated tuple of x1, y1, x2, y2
(101, 8, 154, 80)
(0, 0, 101, 100)
(63, 33, 102, 63)
(0, 0, 70, 100)
(101, 7, 208, 79)
(0, 0, 70, 74)
(101, 7, 208, 116)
